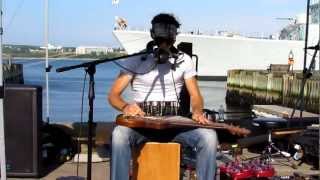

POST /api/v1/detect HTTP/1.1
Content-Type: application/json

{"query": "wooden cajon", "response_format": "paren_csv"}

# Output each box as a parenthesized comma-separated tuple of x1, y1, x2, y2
(132, 142, 181, 180)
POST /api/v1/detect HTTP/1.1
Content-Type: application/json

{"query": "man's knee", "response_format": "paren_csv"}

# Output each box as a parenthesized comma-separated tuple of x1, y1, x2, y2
(112, 126, 131, 146)
(198, 129, 218, 148)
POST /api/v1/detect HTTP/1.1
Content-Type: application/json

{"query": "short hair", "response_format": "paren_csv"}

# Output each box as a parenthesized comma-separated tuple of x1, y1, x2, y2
(151, 13, 180, 28)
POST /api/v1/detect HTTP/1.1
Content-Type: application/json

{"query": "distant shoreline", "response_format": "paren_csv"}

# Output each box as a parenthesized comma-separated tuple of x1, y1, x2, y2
(9, 56, 98, 61)
(3, 50, 126, 61)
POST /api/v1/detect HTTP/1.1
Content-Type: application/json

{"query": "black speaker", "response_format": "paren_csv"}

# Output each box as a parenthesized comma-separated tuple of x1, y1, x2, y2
(177, 42, 192, 57)
(4, 84, 43, 177)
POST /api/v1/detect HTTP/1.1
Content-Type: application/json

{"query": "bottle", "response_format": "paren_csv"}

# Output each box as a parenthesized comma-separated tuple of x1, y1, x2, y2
(218, 105, 224, 121)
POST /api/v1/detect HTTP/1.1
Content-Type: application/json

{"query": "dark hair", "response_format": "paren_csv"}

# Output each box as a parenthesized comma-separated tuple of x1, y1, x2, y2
(151, 13, 180, 28)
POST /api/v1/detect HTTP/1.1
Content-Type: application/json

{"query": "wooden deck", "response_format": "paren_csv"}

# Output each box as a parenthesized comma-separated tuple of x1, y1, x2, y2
(6, 148, 319, 180)
(8, 161, 109, 180)
(5, 111, 319, 180)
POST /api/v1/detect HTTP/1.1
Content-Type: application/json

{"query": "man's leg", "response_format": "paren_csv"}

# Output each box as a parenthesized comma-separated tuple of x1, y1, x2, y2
(173, 128, 218, 180)
(111, 125, 147, 180)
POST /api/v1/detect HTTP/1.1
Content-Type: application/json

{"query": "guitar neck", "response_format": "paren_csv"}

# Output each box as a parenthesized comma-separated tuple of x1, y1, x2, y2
(168, 121, 228, 129)
(121, 115, 228, 129)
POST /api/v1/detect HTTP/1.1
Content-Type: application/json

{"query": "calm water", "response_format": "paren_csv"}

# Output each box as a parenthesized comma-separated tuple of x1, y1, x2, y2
(15, 58, 229, 123)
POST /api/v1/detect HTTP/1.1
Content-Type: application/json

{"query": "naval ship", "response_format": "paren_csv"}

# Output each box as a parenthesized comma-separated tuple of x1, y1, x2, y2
(113, 0, 319, 80)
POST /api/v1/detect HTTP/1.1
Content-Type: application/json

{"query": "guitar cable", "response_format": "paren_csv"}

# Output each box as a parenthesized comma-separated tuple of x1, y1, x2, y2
(75, 71, 88, 177)
(171, 70, 181, 110)
(171, 53, 194, 116)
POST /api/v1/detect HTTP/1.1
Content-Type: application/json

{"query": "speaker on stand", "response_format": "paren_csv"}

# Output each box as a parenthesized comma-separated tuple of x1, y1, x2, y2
(4, 84, 43, 178)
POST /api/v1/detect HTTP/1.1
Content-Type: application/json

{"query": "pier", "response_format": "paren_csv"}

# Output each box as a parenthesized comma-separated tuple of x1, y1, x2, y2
(3, 63, 23, 84)
(226, 69, 320, 114)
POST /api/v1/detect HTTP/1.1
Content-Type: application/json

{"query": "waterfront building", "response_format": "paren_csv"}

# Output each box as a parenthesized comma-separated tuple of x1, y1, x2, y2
(75, 46, 114, 55)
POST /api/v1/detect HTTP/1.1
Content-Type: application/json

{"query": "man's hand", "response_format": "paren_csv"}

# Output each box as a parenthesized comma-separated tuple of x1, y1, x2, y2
(122, 103, 145, 116)
(192, 112, 210, 124)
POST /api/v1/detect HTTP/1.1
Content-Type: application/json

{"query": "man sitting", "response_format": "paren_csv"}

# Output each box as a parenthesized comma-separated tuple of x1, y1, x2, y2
(108, 13, 218, 180)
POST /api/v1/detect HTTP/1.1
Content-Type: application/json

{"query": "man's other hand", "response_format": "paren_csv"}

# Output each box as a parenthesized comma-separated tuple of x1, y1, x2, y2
(123, 103, 145, 116)
(192, 112, 210, 124)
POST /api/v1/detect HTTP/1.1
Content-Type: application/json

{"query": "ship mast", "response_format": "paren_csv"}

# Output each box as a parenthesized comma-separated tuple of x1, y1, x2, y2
(0, 0, 7, 178)
(44, 0, 50, 123)
(303, 0, 311, 69)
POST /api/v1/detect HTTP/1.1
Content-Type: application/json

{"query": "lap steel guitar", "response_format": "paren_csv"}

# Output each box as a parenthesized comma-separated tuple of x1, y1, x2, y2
(116, 115, 251, 136)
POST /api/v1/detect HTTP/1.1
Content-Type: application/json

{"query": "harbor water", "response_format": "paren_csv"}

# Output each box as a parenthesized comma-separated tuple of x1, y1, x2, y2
(15, 58, 234, 123)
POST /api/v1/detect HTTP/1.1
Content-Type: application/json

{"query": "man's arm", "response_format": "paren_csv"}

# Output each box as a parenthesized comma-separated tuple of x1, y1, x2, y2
(107, 72, 145, 116)
(184, 76, 210, 124)
(108, 72, 131, 111)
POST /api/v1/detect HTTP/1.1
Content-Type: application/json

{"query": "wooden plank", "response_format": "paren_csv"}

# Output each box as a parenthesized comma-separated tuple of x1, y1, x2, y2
(133, 142, 180, 180)
(272, 129, 303, 136)
(253, 105, 319, 118)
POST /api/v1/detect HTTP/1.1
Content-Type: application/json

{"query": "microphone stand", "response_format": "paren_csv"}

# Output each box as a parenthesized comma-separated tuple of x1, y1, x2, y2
(56, 51, 147, 180)
(290, 41, 319, 119)
(289, 0, 317, 119)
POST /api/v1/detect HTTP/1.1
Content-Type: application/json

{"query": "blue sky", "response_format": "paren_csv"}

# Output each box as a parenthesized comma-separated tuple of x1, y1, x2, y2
(4, 0, 308, 47)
